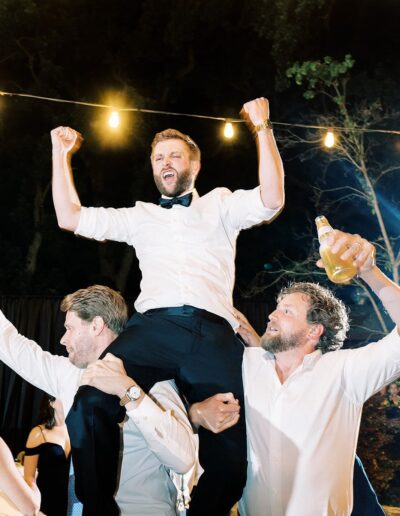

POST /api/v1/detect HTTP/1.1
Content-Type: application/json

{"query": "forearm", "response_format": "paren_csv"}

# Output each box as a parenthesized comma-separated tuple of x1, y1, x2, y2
(257, 129, 285, 210)
(126, 386, 197, 474)
(23, 456, 38, 487)
(52, 150, 81, 231)
(360, 266, 400, 329)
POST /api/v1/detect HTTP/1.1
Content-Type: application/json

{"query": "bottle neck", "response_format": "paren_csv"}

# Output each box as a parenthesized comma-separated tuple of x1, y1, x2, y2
(317, 225, 333, 243)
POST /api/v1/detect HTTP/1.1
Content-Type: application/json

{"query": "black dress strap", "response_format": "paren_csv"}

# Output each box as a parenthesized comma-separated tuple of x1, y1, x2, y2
(38, 425, 47, 442)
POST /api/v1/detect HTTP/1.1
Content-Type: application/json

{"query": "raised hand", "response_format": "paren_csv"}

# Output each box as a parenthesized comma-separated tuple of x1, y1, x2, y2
(241, 97, 270, 132)
(50, 126, 83, 155)
(316, 230, 376, 276)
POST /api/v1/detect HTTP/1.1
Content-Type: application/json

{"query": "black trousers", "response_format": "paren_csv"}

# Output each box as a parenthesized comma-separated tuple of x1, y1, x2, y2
(66, 307, 247, 516)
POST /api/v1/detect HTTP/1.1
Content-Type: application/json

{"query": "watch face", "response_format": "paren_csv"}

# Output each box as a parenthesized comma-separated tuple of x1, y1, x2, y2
(128, 385, 141, 401)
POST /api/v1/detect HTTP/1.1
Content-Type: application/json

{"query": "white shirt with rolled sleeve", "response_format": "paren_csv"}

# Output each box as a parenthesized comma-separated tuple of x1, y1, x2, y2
(0, 311, 199, 515)
(75, 187, 282, 329)
(239, 327, 400, 516)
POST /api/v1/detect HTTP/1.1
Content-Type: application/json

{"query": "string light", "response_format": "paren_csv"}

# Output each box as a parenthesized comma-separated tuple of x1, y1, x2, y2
(223, 121, 234, 139)
(108, 111, 120, 129)
(0, 90, 399, 137)
(324, 130, 336, 148)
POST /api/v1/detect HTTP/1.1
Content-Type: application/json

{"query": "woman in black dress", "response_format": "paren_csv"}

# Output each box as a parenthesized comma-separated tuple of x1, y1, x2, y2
(24, 395, 71, 515)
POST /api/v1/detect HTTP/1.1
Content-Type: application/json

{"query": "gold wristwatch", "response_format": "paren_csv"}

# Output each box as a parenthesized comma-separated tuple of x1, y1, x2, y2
(254, 118, 273, 132)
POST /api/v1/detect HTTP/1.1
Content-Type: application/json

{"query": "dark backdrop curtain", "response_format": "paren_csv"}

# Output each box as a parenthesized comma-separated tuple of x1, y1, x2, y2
(0, 295, 268, 456)
(0, 296, 66, 455)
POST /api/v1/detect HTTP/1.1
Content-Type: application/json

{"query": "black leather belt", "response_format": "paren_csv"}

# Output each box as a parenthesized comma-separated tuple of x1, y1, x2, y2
(144, 305, 229, 326)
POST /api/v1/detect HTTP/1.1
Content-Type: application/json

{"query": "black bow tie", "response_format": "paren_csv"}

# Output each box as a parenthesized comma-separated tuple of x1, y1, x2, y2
(159, 192, 193, 209)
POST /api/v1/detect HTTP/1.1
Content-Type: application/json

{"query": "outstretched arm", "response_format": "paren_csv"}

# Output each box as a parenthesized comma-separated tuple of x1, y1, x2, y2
(242, 97, 285, 210)
(51, 126, 83, 231)
(0, 438, 40, 515)
(318, 230, 400, 331)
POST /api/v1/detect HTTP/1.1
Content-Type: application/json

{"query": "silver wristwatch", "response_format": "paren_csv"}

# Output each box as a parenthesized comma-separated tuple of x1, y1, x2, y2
(119, 384, 142, 406)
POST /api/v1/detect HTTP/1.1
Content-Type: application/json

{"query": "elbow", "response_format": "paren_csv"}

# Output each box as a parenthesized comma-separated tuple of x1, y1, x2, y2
(56, 209, 80, 232)
(262, 196, 285, 212)
(174, 443, 197, 475)
(20, 502, 40, 516)
(30, 506, 41, 516)
(174, 459, 196, 475)
(57, 218, 75, 232)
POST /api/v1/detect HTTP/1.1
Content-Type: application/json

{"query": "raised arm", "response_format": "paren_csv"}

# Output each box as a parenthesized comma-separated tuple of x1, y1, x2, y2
(51, 126, 83, 231)
(319, 230, 400, 331)
(0, 438, 40, 515)
(0, 309, 82, 414)
(242, 98, 285, 210)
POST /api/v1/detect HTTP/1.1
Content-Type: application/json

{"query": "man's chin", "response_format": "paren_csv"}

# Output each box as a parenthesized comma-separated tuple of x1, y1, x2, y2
(68, 355, 87, 369)
(261, 335, 297, 354)
(161, 185, 186, 197)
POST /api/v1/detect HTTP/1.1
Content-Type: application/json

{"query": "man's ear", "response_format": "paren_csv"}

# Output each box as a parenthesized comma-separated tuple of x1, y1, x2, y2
(191, 160, 201, 177)
(309, 323, 324, 340)
(91, 316, 106, 336)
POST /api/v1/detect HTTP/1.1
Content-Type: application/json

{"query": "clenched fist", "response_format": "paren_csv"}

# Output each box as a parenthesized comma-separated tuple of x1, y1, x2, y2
(51, 126, 83, 155)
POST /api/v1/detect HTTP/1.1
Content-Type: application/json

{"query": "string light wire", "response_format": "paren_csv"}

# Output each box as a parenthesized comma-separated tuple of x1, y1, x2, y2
(1, 90, 400, 136)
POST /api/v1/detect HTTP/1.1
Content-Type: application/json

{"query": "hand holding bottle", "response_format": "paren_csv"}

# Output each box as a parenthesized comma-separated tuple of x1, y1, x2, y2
(316, 227, 376, 280)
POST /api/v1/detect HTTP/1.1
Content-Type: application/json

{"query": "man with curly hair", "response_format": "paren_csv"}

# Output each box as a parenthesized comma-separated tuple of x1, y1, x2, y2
(190, 229, 400, 515)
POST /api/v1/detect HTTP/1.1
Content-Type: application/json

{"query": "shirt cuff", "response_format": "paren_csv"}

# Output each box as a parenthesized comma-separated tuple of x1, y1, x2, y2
(74, 206, 91, 237)
(126, 394, 166, 428)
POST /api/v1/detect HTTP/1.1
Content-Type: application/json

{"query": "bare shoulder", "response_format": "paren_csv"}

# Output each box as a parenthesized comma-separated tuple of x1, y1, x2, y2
(26, 425, 45, 448)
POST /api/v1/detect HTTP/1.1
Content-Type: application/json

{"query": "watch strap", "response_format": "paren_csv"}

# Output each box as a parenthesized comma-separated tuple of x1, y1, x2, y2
(254, 118, 273, 132)
(119, 384, 141, 406)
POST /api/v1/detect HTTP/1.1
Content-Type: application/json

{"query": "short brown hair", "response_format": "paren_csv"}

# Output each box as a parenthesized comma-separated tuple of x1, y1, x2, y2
(151, 129, 201, 161)
(277, 282, 349, 353)
(61, 285, 128, 336)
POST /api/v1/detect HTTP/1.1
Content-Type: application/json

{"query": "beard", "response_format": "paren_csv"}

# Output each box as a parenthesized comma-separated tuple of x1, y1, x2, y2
(261, 329, 305, 354)
(154, 167, 194, 197)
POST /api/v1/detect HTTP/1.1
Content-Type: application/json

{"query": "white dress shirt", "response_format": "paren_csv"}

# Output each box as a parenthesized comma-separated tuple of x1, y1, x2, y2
(0, 311, 199, 515)
(75, 187, 281, 329)
(239, 327, 400, 516)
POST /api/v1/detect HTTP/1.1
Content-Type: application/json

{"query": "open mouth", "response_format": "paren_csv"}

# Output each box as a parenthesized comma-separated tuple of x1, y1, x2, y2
(162, 169, 176, 182)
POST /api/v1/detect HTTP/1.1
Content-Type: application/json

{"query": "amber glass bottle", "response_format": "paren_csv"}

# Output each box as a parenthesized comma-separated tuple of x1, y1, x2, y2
(315, 215, 357, 284)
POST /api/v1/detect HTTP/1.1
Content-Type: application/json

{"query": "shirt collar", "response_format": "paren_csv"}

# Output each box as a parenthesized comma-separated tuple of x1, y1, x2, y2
(161, 188, 199, 200)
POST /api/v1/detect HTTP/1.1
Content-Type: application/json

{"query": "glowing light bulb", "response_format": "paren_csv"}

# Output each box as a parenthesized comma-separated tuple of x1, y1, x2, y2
(224, 121, 234, 139)
(108, 111, 120, 129)
(324, 130, 335, 148)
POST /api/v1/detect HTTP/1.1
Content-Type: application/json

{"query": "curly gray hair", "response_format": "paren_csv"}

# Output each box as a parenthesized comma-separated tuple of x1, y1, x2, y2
(277, 282, 349, 352)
